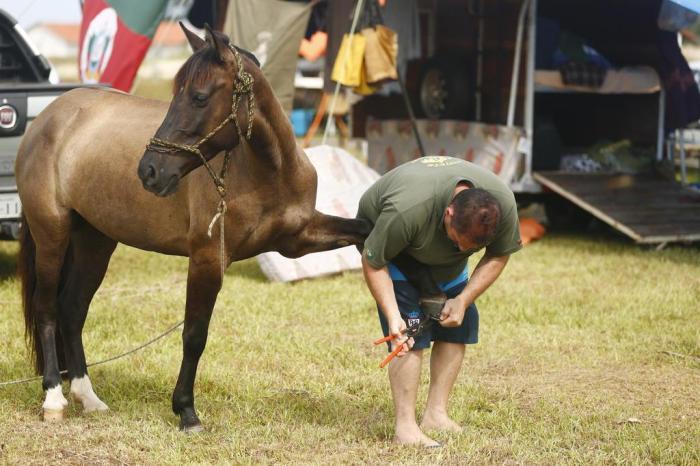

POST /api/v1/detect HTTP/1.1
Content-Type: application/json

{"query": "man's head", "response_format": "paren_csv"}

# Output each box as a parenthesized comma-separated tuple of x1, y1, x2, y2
(444, 188, 501, 251)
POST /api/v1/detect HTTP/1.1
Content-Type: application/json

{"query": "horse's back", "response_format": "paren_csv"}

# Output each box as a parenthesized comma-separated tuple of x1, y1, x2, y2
(17, 88, 166, 183)
(16, 88, 190, 254)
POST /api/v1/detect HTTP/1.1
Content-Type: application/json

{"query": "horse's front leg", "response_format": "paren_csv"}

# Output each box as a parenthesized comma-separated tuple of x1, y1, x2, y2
(172, 251, 222, 432)
(279, 211, 371, 258)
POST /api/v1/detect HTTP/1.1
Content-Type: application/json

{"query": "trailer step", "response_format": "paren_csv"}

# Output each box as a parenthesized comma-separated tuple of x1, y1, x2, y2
(533, 171, 700, 244)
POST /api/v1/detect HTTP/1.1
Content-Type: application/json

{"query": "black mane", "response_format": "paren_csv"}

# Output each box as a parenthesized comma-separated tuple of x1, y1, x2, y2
(173, 32, 260, 94)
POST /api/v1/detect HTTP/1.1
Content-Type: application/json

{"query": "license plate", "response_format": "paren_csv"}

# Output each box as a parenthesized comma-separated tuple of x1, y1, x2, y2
(0, 193, 21, 219)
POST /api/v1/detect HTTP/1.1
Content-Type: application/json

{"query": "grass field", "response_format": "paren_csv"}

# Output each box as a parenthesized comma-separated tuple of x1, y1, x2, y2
(0, 232, 698, 465)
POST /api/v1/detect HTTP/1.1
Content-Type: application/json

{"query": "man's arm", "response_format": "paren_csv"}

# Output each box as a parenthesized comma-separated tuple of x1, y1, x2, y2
(439, 254, 510, 327)
(361, 253, 414, 355)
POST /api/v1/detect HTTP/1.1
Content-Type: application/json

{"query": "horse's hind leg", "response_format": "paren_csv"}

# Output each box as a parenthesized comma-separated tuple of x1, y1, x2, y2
(25, 212, 71, 420)
(59, 220, 117, 413)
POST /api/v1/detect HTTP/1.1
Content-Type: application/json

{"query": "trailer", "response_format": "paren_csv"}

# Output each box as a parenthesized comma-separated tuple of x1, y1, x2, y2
(346, 0, 700, 244)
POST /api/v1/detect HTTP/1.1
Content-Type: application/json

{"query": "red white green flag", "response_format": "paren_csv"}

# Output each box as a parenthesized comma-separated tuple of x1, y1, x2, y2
(79, 0, 169, 91)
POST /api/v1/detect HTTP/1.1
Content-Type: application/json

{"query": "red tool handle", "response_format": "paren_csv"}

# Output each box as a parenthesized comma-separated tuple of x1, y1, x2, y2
(379, 342, 405, 368)
(374, 334, 395, 345)
(375, 327, 411, 345)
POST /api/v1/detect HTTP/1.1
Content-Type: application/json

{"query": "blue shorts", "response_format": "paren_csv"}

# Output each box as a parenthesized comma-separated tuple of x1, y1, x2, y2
(377, 263, 479, 351)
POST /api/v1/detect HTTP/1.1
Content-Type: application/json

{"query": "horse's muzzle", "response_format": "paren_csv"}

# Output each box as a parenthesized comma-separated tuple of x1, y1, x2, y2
(137, 155, 180, 197)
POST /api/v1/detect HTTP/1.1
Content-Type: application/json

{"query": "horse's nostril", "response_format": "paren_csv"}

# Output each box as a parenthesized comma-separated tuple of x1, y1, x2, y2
(147, 164, 156, 180)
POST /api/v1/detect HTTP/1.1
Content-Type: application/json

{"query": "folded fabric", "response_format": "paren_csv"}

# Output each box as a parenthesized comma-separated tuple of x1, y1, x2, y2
(362, 24, 398, 85)
(559, 61, 607, 88)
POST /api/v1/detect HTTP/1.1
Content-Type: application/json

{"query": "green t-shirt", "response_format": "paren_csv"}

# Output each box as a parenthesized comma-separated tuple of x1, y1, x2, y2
(357, 156, 522, 283)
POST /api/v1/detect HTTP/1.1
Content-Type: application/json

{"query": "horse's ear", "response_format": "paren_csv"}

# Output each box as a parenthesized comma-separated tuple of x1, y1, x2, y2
(204, 23, 225, 62)
(180, 22, 205, 52)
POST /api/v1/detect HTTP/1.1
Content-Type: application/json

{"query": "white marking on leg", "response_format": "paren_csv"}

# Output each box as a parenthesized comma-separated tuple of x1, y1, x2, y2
(70, 375, 109, 412)
(42, 385, 68, 410)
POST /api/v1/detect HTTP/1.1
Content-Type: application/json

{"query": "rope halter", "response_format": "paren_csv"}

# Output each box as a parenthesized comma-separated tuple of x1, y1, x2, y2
(145, 43, 256, 278)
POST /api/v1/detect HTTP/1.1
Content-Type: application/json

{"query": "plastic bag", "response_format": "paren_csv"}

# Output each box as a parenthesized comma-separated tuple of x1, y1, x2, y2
(331, 33, 366, 87)
(361, 24, 398, 85)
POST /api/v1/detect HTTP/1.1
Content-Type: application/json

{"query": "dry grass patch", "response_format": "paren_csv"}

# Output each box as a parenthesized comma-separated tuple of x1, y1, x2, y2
(0, 233, 699, 465)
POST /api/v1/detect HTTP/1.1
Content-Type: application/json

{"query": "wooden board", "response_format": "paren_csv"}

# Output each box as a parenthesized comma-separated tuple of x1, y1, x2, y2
(533, 172, 700, 244)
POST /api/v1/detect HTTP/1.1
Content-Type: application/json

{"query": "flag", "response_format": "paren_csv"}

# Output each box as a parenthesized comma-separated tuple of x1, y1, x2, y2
(79, 0, 169, 91)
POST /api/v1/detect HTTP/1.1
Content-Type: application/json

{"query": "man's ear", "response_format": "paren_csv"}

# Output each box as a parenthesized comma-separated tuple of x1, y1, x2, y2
(180, 22, 205, 52)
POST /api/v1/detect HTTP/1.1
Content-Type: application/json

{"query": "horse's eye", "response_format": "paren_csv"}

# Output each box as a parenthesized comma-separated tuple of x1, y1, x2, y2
(192, 93, 209, 105)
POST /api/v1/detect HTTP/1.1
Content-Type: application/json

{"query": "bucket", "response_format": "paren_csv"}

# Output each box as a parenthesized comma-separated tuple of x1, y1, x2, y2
(290, 108, 314, 137)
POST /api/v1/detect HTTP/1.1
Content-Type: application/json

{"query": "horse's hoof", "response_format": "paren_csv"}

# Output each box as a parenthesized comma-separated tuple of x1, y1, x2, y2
(178, 407, 202, 433)
(43, 408, 65, 422)
(180, 422, 204, 434)
(84, 404, 110, 414)
(71, 393, 110, 413)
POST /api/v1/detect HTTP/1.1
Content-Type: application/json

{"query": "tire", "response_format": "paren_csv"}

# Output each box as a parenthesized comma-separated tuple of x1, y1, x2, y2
(416, 55, 472, 119)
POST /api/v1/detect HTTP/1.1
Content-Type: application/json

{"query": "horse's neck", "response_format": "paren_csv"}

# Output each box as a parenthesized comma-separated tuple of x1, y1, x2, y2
(246, 85, 298, 171)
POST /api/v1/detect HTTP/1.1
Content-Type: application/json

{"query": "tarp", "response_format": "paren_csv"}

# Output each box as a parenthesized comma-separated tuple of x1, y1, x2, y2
(256, 145, 380, 282)
(668, 0, 700, 14)
(223, 0, 314, 114)
(367, 120, 523, 184)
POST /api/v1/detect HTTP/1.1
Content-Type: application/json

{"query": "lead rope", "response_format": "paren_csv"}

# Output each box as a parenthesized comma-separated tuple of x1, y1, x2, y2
(147, 44, 255, 279)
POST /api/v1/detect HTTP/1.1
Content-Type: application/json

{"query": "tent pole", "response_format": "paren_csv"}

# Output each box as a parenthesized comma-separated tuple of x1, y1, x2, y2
(657, 88, 665, 162)
(323, 0, 366, 145)
(507, 0, 529, 127)
(523, 0, 536, 184)
(396, 67, 426, 157)
(475, 0, 484, 121)
(372, 0, 426, 157)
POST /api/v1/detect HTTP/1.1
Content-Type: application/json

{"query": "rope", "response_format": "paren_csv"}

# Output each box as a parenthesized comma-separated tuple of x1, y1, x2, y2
(0, 320, 184, 387)
(146, 43, 255, 280)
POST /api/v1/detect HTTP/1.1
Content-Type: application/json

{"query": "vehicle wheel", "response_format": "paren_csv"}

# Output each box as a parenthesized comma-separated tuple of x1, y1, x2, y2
(416, 55, 472, 119)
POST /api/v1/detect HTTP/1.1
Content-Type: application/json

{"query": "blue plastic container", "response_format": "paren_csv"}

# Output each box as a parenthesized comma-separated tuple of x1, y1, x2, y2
(290, 108, 314, 137)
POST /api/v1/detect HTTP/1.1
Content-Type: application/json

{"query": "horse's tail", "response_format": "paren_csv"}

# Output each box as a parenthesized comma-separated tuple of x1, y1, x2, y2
(18, 215, 67, 375)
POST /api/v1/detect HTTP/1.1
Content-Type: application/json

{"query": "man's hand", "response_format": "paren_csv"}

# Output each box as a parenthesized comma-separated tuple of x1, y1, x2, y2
(387, 315, 414, 356)
(438, 297, 468, 327)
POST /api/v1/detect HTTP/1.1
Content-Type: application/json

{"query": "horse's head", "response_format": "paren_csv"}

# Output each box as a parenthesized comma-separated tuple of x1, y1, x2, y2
(138, 23, 259, 197)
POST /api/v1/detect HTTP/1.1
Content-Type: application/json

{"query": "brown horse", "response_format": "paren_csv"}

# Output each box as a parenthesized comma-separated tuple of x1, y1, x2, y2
(15, 24, 369, 431)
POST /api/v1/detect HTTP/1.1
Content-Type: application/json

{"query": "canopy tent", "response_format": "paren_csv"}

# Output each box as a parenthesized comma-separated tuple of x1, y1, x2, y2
(256, 145, 380, 281)
(667, 0, 700, 14)
(223, 0, 316, 113)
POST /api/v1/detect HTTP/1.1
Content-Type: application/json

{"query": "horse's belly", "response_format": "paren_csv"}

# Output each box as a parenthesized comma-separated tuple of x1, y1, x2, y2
(79, 201, 190, 256)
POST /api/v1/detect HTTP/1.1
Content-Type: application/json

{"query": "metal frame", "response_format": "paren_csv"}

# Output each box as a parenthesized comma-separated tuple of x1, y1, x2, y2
(507, 0, 539, 193)
(507, 0, 667, 194)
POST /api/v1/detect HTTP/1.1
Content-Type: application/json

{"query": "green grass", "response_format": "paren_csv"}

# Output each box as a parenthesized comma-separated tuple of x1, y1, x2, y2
(0, 234, 699, 465)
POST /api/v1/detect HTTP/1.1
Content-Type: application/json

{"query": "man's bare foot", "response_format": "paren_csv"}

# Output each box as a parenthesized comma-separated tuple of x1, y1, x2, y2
(394, 424, 441, 447)
(420, 411, 463, 433)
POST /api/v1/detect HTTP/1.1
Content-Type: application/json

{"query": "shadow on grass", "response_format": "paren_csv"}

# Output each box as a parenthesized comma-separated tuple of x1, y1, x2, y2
(0, 243, 18, 282)
(259, 389, 391, 441)
(542, 231, 700, 266)
(227, 258, 268, 282)
(56, 365, 392, 440)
